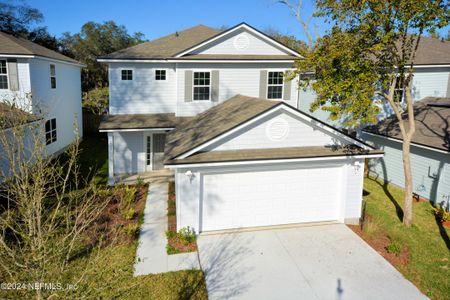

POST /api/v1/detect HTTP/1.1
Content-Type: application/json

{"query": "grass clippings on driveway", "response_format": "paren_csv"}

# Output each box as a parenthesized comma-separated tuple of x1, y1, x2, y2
(352, 177, 450, 300)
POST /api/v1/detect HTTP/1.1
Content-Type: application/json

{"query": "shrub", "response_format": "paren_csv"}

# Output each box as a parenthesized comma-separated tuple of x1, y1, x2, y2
(166, 244, 179, 255)
(178, 226, 196, 245)
(136, 177, 145, 187)
(116, 185, 136, 207)
(385, 240, 401, 256)
(433, 206, 450, 222)
(122, 208, 135, 220)
(123, 224, 139, 237)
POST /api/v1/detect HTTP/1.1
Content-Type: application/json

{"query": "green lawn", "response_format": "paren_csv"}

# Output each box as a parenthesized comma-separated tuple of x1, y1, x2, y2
(73, 134, 207, 299)
(363, 178, 450, 300)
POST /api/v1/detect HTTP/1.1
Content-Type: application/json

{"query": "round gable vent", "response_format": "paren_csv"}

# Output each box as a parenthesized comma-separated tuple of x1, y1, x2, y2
(233, 34, 250, 50)
(265, 117, 290, 141)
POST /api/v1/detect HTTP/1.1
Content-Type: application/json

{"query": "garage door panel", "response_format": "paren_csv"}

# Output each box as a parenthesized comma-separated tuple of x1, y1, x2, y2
(202, 165, 342, 232)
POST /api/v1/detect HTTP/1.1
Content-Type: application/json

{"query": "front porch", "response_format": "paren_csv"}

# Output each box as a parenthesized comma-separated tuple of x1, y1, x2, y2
(98, 112, 188, 185)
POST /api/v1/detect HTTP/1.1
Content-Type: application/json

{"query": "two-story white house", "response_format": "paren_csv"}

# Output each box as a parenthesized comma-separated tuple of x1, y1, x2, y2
(98, 23, 383, 233)
(0, 31, 84, 156)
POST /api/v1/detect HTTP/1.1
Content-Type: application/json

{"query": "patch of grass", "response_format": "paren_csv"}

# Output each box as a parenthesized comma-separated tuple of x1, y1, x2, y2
(362, 177, 450, 300)
(385, 239, 401, 256)
(64, 243, 207, 299)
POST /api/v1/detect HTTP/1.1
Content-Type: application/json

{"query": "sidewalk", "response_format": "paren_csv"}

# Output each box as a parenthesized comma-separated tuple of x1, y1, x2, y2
(134, 181, 199, 276)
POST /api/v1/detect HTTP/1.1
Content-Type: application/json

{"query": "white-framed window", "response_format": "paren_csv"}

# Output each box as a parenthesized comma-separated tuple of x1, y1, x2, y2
(267, 71, 284, 99)
(193, 71, 210, 101)
(45, 118, 57, 145)
(0, 60, 8, 90)
(394, 75, 404, 102)
(50, 64, 56, 89)
(155, 69, 166, 80)
(121, 69, 133, 80)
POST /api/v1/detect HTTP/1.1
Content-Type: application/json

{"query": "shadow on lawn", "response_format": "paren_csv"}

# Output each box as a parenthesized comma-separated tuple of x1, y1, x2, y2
(434, 214, 450, 251)
(367, 176, 404, 222)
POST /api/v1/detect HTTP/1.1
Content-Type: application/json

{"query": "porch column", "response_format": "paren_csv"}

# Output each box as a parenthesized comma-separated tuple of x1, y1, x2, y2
(108, 132, 115, 185)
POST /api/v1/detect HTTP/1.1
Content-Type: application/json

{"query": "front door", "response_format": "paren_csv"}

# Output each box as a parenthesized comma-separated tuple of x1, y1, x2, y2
(152, 133, 166, 170)
(144, 133, 152, 171)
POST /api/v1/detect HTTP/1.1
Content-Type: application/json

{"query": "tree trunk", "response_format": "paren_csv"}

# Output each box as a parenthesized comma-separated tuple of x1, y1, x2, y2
(402, 81, 416, 227)
(402, 137, 413, 226)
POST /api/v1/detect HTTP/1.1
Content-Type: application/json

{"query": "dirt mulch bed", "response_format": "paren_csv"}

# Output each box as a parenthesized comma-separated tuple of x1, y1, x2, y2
(348, 223, 409, 267)
(85, 184, 149, 247)
(166, 181, 197, 254)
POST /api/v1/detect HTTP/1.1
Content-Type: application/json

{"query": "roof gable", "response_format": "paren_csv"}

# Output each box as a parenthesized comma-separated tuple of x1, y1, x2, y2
(164, 95, 372, 161)
(175, 23, 301, 58)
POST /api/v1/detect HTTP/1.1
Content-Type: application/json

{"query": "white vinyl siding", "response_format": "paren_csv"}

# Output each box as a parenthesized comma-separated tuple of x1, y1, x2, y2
(205, 109, 349, 151)
(412, 67, 450, 100)
(29, 58, 83, 155)
(109, 63, 177, 114)
(176, 63, 298, 116)
(191, 28, 289, 55)
(362, 133, 450, 204)
(112, 131, 145, 174)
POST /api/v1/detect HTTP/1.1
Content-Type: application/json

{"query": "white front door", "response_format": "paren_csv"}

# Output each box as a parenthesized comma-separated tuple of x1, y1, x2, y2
(201, 164, 342, 232)
(144, 133, 152, 171)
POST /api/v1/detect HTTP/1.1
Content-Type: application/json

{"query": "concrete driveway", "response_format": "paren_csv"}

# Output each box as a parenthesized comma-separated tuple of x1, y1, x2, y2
(197, 224, 427, 300)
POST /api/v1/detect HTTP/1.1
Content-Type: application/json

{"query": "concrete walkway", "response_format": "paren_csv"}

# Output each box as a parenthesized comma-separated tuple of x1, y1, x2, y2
(134, 181, 199, 276)
(198, 224, 428, 300)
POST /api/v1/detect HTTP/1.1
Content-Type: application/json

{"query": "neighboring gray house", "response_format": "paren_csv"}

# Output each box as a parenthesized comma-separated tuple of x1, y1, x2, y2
(303, 36, 450, 125)
(99, 23, 383, 233)
(362, 97, 450, 206)
(0, 32, 84, 156)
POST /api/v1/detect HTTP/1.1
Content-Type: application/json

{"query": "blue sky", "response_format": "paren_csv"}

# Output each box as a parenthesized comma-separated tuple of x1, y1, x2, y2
(26, 0, 449, 42)
(26, 0, 328, 41)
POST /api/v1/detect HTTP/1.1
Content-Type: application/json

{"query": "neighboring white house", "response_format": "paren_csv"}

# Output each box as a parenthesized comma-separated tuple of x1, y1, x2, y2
(302, 36, 450, 125)
(0, 31, 84, 156)
(99, 23, 383, 233)
(362, 97, 450, 207)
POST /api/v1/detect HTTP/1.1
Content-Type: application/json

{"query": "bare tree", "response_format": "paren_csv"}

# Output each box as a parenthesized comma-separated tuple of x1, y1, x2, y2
(0, 95, 109, 299)
(277, 0, 317, 51)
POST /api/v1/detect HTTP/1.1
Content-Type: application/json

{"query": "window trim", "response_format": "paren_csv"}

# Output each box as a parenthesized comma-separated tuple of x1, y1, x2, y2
(266, 70, 284, 100)
(50, 64, 56, 89)
(155, 69, 167, 81)
(121, 69, 133, 81)
(45, 118, 57, 145)
(0, 59, 9, 90)
(192, 70, 211, 101)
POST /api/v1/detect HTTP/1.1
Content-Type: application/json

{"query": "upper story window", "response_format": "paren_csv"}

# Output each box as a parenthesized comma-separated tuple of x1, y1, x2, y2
(267, 71, 284, 99)
(155, 70, 166, 80)
(121, 69, 133, 80)
(0, 60, 8, 89)
(45, 118, 57, 145)
(394, 75, 404, 102)
(49, 64, 56, 89)
(193, 72, 210, 101)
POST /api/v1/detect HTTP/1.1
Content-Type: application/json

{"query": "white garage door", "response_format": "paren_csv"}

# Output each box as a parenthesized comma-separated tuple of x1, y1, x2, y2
(201, 165, 342, 232)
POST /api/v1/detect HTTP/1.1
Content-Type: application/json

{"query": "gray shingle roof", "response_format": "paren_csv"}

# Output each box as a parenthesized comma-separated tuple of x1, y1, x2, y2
(363, 97, 450, 152)
(0, 102, 41, 129)
(98, 113, 191, 130)
(165, 145, 383, 165)
(164, 95, 282, 160)
(100, 25, 223, 60)
(0, 31, 80, 64)
(412, 36, 450, 65)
